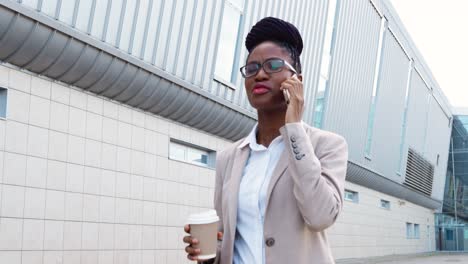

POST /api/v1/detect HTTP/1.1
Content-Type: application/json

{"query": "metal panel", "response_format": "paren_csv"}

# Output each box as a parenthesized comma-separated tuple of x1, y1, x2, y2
(322, 0, 382, 162)
(425, 99, 452, 200)
(405, 69, 431, 154)
(369, 30, 409, 181)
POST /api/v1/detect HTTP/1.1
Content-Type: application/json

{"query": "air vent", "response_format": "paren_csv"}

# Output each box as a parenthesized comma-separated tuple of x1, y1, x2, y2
(404, 148, 434, 196)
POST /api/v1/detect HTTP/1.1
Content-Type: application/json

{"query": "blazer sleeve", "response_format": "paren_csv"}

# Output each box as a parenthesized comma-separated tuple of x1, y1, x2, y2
(279, 122, 348, 232)
(199, 151, 226, 264)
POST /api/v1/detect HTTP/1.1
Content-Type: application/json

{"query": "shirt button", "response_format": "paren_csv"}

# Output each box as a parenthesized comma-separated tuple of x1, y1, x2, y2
(265, 237, 275, 247)
(290, 136, 296, 142)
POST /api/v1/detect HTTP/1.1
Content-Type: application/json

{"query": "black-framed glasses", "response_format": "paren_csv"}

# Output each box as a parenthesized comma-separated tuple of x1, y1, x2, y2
(240, 58, 297, 78)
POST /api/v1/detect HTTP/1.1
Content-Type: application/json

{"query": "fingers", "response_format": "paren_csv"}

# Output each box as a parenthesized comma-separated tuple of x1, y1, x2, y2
(183, 235, 198, 244)
(184, 224, 190, 233)
(217, 231, 223, 241)
(185, 245, 201, 255)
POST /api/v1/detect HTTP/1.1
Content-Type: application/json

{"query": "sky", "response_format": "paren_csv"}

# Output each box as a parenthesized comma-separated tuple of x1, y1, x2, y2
(389, 0, 468, 109)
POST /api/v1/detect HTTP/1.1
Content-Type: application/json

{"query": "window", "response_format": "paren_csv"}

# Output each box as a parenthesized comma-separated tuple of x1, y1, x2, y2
(380, 199, 390, 210)
(364, 17, 387, 157)
(344, 189, 359, 203)
(406, 223, 413, 239)
(414, 224, 420, 239)
(0, 88, 7, 118)
(446, 229, 453, 241)
(169, 140, 216, 168)
(313, 0, 338, 128)
(214, 0, 244, 84)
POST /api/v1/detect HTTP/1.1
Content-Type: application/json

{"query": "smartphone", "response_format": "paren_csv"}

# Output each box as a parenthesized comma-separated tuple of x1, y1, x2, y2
(282, 74, 296, 105)
(283, 89, 290, 104)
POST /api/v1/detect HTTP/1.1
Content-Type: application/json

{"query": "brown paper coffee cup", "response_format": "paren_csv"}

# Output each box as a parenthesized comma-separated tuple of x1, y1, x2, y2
(186, 210, 219, 260)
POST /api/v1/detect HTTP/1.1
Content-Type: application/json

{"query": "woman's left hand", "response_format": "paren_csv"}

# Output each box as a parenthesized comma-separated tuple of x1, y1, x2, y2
(280, 75, 304, 123)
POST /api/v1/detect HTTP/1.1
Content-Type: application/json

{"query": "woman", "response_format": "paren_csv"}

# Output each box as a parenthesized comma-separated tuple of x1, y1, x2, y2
(183, 17, 348, 264)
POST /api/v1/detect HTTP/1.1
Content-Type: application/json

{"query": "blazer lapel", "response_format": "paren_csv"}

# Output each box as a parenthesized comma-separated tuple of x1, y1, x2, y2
(265, 148, 289, 210)
(227, 146, 250, 241)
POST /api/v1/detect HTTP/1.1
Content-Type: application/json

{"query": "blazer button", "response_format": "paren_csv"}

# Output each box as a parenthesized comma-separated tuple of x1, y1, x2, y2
(292, 142, 298, 148)
(290, 136, 296, 142)
(293, 148, 300, 154)
(265, 238, 275, 247)
(296, 154, 305, 160)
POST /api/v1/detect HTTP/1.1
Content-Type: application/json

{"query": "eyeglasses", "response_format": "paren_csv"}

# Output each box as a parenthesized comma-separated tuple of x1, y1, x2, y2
(240, 58, 297, 78)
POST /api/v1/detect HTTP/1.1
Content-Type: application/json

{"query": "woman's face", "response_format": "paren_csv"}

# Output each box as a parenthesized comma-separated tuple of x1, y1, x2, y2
(244, 41, 295, 111)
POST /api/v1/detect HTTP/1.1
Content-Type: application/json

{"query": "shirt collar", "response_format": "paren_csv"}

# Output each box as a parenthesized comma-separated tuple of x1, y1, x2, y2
(238, 123, 284, 151)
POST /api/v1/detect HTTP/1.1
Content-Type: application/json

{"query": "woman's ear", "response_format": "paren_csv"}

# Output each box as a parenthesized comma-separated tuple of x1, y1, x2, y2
(297, 74, 303, 82)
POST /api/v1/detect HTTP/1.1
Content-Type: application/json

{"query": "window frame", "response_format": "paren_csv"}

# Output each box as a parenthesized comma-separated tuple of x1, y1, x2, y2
(344, 189, 359, 203)
(213, 0, 245, 88)
(379, 199, 390, 210)
(169, 139, 216, 169)
(0, 87, 7, 119)
(406, 222, 413, 239)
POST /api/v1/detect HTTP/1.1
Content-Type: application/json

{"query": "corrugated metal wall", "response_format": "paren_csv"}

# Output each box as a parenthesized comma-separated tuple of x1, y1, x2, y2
(425, 99, 451, 200)
(368, 29, 409, 181)
(14, 0, 328, 118)
(321, 0, 382, 162)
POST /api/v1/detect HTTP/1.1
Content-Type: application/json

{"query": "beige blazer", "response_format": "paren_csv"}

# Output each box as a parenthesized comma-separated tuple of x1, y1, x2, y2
(203, 122, 348, 264)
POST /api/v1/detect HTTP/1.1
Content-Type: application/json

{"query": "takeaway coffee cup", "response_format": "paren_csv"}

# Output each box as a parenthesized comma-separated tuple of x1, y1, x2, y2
(186, 210, 220, 260)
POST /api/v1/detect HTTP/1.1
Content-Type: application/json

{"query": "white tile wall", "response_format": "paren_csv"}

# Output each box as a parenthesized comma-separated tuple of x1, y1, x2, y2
(50, 101, 69, 133)
(29, 95, 50, 128)
(28, 125, 49, 158)
(31, 76, 51, 99)
(5, 120, 28, 154)
(63, 221, 83, 250)
(3, 152, 27, 185)
(6, 89, 30, 123)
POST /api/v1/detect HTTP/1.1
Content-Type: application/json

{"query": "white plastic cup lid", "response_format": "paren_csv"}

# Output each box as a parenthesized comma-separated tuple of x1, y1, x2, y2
(186, 209, 219, 225)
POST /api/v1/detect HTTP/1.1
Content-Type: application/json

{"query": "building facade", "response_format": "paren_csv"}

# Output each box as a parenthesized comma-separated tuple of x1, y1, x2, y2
(436, 108, 468, 251)
(0, 0, 453, 263)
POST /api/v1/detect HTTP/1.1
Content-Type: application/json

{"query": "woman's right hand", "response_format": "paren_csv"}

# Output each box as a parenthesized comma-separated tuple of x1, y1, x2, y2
(183, 224, 223, 262)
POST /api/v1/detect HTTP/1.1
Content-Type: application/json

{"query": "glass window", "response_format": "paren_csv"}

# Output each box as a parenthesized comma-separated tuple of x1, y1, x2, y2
(169, 141, 215, 168)
(365, 17, 386, 157)
(344, 189, 359, 203)
(380, 199, 390, 210)
(414, 224, 420, 239)
(0, 88, 7, 118)
(406, 223, 413, 239)
(446, 229, 454, 240)
(313, 0, 337, 128)
(214, 1, 243, 84)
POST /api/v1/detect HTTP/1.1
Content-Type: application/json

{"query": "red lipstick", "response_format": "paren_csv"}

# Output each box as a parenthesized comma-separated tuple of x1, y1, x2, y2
(252, 84, 271, 95)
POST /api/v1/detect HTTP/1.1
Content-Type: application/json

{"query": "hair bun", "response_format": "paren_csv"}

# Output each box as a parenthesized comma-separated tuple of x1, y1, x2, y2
(245, 17, 303, 55)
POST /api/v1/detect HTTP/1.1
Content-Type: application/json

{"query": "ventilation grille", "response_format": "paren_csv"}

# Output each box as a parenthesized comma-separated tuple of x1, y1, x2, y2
(404, 148, 434, 196)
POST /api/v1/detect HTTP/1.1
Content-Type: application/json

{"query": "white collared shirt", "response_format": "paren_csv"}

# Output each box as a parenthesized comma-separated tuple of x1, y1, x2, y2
(233, 123, 285, 264)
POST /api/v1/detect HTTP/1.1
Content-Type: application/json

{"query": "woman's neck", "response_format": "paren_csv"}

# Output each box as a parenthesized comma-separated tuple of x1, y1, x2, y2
(256, 110, 286, 147)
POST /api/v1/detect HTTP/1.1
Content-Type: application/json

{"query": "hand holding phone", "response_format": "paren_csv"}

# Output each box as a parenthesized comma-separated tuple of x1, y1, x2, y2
(282, 74, 296, 105)
(283, 89, 290, 105)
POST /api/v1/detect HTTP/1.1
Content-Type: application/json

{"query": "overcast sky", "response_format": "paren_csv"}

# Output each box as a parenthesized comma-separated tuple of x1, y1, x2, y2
(389, 0, 468, 109)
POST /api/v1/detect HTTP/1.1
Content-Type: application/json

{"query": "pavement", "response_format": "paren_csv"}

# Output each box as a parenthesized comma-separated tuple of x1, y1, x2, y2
(336, 252, 468, 264)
